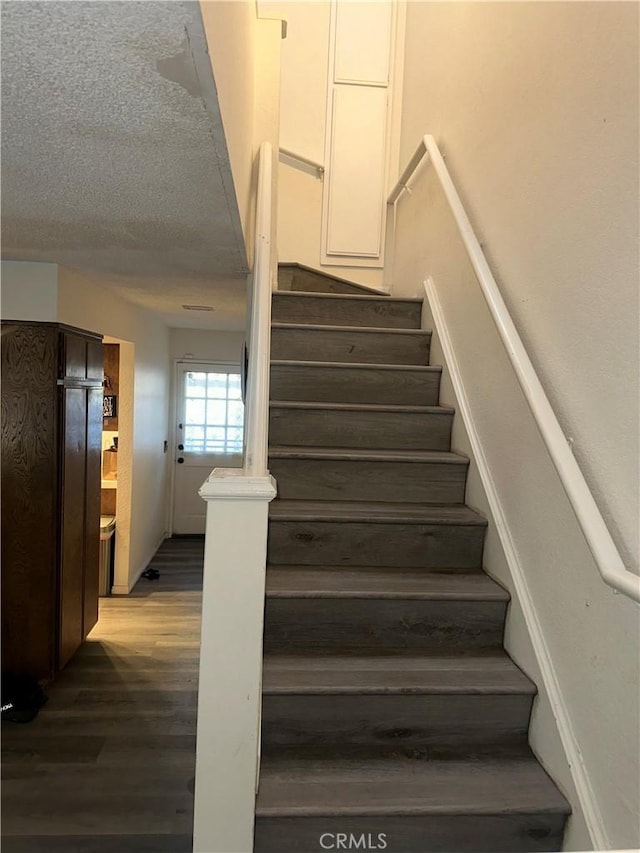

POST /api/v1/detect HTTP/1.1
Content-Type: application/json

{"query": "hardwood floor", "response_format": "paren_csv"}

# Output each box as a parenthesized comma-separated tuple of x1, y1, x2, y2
(1, 538, 204, 853)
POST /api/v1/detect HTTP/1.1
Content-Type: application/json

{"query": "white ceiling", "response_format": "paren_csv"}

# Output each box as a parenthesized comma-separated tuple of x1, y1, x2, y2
(1, 1, 249, 330)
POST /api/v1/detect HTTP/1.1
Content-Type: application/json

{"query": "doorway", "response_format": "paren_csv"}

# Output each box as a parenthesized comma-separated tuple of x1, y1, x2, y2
(101, 336, 134, 594)
(171, 361, 244, 534)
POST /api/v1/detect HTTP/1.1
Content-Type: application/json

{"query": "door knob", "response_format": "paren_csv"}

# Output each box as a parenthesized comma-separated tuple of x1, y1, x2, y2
(177, 457, 184, 464)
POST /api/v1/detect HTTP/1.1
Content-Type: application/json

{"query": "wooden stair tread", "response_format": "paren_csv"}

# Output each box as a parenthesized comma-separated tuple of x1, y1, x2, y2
(272, 322, 430, 337)
(269, 501, 486, 526)
(275, 291, 422, 305)
(271, 358, 441, 373)
(269, 446, 468, 464)
(272, 292, 423, 330)
(256, 753, 571, 817)
(270, 400, 454, 414)
(262, 263, 569, 845)
(262, 653, 534, 695)
(265, 567, 507, 600)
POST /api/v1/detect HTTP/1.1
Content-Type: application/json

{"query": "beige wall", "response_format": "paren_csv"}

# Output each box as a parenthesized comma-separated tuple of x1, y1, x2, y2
(57, 267, 171, 593)
(200, 1, 282, 272)
(396, 1, 639, 571)
(200, 0, 256, 248)
(278, 0, 330, 166)
(254, 14, 283, 288)
(394, 3, 639, 847)
(1, 260, 58, 322)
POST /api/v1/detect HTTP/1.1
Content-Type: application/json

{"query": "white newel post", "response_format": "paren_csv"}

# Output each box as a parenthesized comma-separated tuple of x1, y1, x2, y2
(193, 468, 277, 853)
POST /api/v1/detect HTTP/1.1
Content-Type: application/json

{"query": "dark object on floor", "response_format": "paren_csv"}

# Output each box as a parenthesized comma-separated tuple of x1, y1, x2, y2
(141, 568, 160, 581)
(1, 673, 48, 723)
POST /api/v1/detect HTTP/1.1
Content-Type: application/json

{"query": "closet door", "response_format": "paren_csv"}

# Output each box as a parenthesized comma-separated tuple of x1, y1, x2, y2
(58, 386, 87, 669)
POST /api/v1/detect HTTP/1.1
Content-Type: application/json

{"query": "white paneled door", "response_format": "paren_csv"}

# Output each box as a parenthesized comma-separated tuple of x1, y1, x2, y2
(172, 362, 244, 534)
(321, 0, 395, 269)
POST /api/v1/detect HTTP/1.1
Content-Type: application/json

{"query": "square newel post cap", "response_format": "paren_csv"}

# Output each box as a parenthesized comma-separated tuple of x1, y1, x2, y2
(199, 467, 277, 502)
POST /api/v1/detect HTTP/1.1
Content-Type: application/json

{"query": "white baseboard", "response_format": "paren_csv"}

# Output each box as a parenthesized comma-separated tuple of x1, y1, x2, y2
(424, 276, 608, 850)
(111, 531, 168, 596)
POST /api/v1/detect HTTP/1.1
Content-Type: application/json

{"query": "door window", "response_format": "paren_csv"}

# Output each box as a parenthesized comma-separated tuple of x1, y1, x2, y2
(183, 371, 243, 454)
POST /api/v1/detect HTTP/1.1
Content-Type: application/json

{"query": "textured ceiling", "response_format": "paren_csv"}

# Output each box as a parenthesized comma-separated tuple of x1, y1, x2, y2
(1, 1, 249, 330)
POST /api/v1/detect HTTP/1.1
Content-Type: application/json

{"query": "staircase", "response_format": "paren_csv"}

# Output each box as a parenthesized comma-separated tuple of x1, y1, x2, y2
(255, 264, 570, 853)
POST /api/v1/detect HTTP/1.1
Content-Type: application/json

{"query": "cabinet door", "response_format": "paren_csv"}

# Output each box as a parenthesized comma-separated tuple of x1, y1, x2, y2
(86, 340, 104, 383)
(58, 387, 87, 669)
(1, 324, 58, 680)
(83, 387, 102, 636)
(63, 333, 88, 380)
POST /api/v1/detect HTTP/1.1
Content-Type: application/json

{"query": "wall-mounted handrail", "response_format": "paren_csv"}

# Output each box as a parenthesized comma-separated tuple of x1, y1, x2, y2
(388, 134, 639, 604)
(244, 141, 273, 476)
(279, 147, 324, 180)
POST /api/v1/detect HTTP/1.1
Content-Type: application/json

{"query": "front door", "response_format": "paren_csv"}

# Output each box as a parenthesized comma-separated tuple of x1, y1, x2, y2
(172, 362, 244, 534)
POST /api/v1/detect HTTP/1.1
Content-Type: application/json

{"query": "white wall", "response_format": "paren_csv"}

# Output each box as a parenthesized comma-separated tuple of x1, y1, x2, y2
(170, 327, 245, 364)
(393, 3, 639, 848)
(1, 260, 58, 321)
(57, 266, 171, 593)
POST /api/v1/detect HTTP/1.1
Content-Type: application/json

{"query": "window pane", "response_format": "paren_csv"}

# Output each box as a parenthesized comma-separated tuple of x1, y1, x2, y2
(184, 425, 205, 452)
(186, 372, 206, 398)
(226, 428, 243, 452)
(206, 400, 227, 425)
(183, 369, 243, 455)
(227, 375, 241, 399)
(227, 400, 244, 427)
(186, 399, 206, 425)
(207, 373, 228, 397)
(206, 427, 225, 452)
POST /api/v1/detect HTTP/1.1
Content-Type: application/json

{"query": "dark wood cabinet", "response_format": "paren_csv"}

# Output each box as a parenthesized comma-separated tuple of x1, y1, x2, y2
(1, 322, 103, 681)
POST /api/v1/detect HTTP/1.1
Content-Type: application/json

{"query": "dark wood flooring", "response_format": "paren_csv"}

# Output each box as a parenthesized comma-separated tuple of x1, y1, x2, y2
(2, 538, 204, 853)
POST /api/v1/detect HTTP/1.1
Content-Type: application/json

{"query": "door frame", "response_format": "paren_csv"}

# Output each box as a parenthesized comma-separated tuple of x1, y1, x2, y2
(103, 336, 135, 595)
(167, 359, 242, 536)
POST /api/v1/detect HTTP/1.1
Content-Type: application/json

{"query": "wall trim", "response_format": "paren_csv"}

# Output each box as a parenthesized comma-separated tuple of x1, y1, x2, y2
(424, 276, 609, 850)
(111, 531, 168, 595)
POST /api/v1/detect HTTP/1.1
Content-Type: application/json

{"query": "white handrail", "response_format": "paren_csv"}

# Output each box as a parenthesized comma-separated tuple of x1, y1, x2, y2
(279, 147, 324, 179)
(244, 141, 273, 476)
(388, 134, 640, 604)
